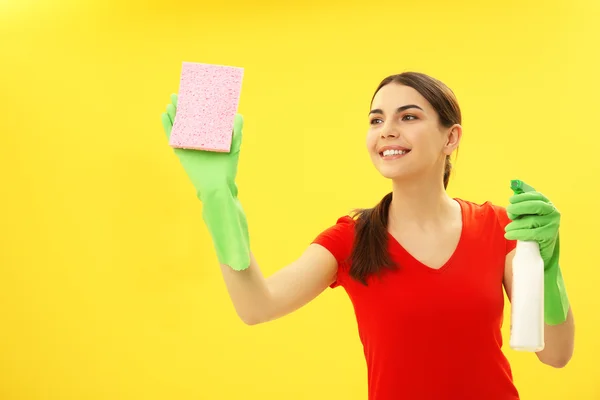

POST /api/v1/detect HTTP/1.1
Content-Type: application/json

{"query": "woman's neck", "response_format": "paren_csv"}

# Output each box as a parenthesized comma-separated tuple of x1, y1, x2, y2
(388, 177, 456, 229)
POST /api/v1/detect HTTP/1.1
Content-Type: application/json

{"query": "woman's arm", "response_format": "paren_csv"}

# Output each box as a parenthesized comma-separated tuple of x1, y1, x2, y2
(503, 250, 575, 368)
(220, 244, 338, 325)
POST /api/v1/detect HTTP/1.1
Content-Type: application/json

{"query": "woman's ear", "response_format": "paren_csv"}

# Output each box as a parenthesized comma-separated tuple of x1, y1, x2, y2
(443, 124, 462, 155)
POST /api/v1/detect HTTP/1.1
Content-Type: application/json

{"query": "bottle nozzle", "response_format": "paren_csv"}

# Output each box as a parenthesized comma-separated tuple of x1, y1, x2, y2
(511, 179, 536, 195)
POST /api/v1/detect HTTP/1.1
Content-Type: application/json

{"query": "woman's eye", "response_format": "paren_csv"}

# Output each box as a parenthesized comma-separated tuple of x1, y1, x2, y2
(402, 114, 417, 121)
(370, 118, 383, 125)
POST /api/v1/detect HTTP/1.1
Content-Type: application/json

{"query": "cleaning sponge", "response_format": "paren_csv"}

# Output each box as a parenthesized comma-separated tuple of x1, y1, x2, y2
(169, 62, 244, 152)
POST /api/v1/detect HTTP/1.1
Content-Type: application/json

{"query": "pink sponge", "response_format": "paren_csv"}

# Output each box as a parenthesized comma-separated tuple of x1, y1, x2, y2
(169, 62, 244, 152)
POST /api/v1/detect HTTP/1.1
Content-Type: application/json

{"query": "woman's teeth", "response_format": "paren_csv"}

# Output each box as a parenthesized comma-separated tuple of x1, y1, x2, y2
(382, 149, 408, 157)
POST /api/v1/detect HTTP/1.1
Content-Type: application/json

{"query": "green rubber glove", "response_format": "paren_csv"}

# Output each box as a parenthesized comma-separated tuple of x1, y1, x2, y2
(161, 93, 250, 271)
(504, 180, 569, 325)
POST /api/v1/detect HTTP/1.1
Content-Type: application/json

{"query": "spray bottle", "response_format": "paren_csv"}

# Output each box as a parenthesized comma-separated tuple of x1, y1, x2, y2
(508, 179, 545, 352)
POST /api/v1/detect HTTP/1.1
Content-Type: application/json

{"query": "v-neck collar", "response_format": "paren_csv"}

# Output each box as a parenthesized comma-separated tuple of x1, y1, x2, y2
(385, 198, 467, 274)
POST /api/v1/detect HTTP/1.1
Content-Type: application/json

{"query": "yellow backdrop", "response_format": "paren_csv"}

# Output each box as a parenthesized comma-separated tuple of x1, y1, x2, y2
(1, 0, 599, 398)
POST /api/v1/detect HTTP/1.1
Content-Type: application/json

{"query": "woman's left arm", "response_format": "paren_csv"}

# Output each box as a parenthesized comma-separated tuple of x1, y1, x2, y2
(503, 250, 575, 368)
(502, 181, 575, 368)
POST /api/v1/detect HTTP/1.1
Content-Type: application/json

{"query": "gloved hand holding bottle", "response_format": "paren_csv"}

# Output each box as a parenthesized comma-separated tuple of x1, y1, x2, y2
(504, 180, 569, 326)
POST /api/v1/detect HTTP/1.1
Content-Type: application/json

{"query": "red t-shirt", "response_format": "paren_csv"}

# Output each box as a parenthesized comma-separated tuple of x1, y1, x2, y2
(312, 198, 519, 400)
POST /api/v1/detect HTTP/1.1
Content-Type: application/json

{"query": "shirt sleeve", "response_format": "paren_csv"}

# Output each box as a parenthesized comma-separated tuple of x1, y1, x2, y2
(311, 216, 355, 288)
(492, 205, 517, 255)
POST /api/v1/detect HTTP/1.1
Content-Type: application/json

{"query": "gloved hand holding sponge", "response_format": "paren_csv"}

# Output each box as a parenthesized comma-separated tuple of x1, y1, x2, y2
(505, 180, 570, 325)
(161, 93, 251, 271)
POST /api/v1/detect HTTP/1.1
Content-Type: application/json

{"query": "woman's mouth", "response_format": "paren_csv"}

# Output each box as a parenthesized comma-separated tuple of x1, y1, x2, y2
(379, 149, 411, 160)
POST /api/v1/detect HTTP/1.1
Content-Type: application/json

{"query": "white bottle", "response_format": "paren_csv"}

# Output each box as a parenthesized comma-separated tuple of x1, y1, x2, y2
(509, 240, 545, 352)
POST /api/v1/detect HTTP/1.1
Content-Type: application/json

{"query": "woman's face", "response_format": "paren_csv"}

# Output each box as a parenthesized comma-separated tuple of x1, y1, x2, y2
(366, 83, 460, 182)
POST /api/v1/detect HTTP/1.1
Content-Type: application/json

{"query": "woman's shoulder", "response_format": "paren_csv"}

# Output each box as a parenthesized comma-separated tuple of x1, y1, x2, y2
(334, 214, 358, 226)
(455, 197, 507, 211)
(454, 197, 511, 226)
(311, 214, 357, 276)
(314, 214, 357, 239)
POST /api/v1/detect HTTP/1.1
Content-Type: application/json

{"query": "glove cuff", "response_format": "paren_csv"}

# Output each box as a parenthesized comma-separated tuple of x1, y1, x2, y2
(200, 188, 250, 271)
(544, 263, 570, 325)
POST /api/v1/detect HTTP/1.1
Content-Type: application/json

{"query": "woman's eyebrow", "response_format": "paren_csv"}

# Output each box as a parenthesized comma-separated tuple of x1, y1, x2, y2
(368, 104, 424, 116)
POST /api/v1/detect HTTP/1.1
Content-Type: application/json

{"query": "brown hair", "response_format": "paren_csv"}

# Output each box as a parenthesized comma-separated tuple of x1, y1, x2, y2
(349, 72, 462, 285)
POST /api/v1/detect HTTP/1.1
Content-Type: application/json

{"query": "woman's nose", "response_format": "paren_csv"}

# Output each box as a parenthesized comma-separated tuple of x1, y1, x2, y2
(380, 126, 399, 139)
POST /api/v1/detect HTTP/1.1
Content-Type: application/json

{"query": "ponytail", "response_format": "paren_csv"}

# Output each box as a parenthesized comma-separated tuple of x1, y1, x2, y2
(443, 155, 452, 189)
(349, 192, 396, 285)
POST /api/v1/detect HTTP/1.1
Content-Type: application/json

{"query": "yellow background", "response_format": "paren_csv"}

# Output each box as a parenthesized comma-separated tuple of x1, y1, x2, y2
(1, 0, 599, 398)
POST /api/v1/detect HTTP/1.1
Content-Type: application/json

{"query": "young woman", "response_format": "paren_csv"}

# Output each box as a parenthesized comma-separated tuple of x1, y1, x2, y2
(161, 72, 575, 399)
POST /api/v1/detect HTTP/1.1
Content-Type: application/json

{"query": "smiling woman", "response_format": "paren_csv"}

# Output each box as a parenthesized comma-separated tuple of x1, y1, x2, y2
(161, 70, 574, 400)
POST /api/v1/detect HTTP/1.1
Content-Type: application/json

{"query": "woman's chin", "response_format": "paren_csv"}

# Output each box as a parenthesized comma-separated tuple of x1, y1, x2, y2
(371, 158, 416, 181)
(375, 164, 421, 181)
(378, 168, 407, 180)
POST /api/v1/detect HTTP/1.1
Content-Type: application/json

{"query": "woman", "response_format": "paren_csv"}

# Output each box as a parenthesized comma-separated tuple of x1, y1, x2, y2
(161, 72, 574, 399)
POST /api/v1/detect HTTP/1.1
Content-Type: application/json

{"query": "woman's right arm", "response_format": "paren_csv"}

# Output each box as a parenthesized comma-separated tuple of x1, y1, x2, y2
(161, 95, 338, 323)
(219, 244, 338, 325)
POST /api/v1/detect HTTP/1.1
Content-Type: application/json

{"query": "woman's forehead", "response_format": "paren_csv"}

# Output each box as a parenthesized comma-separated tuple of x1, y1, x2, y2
(372, 84, 429, 111)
